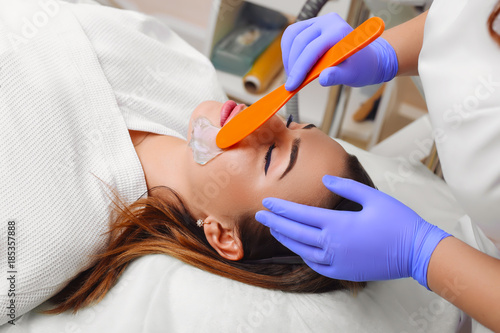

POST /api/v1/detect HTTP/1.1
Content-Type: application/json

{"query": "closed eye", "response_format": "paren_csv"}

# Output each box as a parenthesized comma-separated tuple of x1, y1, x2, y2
(264, 143, 275, 175)
(264, 116, 291, 175)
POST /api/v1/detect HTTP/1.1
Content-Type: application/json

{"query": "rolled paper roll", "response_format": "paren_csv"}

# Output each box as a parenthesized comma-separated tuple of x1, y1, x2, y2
(243, 31, 284, 94)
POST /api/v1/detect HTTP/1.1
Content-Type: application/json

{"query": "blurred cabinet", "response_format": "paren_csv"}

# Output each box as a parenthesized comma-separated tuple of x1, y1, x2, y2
(332, 1, 429, 150)
(338, 77, 428, 150)
(205, 0, 352, 126)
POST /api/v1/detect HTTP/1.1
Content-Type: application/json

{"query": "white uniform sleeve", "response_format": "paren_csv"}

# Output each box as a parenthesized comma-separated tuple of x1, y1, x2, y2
(419, 0, 500, 248)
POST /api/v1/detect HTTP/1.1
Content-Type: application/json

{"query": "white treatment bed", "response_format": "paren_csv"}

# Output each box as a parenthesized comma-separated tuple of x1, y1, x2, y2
(0, 1, 498, 332)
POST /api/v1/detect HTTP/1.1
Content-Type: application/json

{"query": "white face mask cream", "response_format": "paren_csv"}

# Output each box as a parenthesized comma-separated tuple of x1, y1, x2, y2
(188, 116, 224, 165)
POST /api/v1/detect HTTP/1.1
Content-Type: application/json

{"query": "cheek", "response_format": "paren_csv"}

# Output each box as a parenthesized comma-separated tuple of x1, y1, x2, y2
(193, 148, 260, 214)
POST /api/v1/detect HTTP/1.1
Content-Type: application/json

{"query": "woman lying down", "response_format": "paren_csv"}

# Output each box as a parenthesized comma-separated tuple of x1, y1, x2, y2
(0, 0, 374, 323)
(47, 100, 376, 313)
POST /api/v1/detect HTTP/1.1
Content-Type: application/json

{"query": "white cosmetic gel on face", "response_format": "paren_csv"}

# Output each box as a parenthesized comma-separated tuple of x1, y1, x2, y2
(188, 117, 224, 165)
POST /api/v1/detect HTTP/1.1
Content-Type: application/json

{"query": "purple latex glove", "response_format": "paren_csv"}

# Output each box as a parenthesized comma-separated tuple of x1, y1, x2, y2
(255, 175, 452, 289)
(282, 12, 398, 91)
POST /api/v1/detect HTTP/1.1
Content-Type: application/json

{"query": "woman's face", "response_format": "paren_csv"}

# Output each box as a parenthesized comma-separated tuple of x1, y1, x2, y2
(184, 100, 349, 224)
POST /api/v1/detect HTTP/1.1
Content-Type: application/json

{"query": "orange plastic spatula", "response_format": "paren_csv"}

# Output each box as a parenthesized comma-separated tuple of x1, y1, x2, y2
(216, 16, 385, 149)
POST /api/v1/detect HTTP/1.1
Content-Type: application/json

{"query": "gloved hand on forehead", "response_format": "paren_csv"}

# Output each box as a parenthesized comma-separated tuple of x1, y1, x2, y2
(255, 175, 452, 289)
(282, 13, 399, 91)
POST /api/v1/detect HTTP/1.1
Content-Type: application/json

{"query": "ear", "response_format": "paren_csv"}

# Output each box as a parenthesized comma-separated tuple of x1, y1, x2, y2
(203, 216, 244, 261)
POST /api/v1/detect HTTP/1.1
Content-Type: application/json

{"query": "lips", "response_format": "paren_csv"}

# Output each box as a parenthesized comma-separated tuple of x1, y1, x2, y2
(220, 100, 245, 127)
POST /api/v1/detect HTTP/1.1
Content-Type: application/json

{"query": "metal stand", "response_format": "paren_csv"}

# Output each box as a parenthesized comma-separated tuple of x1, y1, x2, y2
(320, 0, 371, 137)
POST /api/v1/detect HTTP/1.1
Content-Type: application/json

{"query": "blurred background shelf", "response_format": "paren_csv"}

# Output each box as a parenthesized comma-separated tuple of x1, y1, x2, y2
(98, 0, 434, 158)
(204, 0, 353, 126)
(245, 0, 350, 17)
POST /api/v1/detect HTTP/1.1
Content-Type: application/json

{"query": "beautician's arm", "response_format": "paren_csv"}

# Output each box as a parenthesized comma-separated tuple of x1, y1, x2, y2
(257, 176, 500, 332)
(381, 10, 428, 76)
(428, 237, 500, 332)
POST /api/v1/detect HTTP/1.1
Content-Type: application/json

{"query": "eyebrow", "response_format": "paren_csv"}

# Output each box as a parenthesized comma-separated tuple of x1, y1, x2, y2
(278, 124, 315, 180)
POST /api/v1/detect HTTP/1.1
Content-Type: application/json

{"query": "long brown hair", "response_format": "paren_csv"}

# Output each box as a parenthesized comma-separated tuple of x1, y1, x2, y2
(42, 153, 374, 315)
(488, 1, 500, 44)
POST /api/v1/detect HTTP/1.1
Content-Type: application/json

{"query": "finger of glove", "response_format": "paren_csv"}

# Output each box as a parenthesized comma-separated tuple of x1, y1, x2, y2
(286, 26, 322, 83)
(287, 35, 339, 91)
(270, 229, 333, 265)
(303, 258, 340, 279)
(281, 20, 314, 76)
(322, 175, 376, 206)
(318, 63, 364, 87)
(262, 197, 347, 228)
(318, 66, 346, 87)
(256, 210, 323, 247)
(305, 258, 366, 282)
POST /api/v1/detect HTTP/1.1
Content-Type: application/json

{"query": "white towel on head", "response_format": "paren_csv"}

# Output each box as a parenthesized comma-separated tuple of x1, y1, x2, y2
(0, 0, 225, 325)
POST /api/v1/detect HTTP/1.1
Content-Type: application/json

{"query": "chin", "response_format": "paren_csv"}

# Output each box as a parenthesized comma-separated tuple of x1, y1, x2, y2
(187, 101, 224, 140)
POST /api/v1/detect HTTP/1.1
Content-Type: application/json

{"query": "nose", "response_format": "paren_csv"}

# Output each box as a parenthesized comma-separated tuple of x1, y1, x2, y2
(238, 115, 288, 147)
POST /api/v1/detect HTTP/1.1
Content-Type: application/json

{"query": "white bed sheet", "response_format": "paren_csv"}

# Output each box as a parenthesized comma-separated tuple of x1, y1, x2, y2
(2, 140, 498, 333)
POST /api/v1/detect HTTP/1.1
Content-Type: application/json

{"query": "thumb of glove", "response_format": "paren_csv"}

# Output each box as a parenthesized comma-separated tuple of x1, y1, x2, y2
(322, 175, 372, 206)
(318, 66, 355, 87)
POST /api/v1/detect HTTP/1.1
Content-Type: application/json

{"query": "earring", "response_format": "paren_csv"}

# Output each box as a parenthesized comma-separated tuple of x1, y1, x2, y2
(196, 219, 205, 227)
